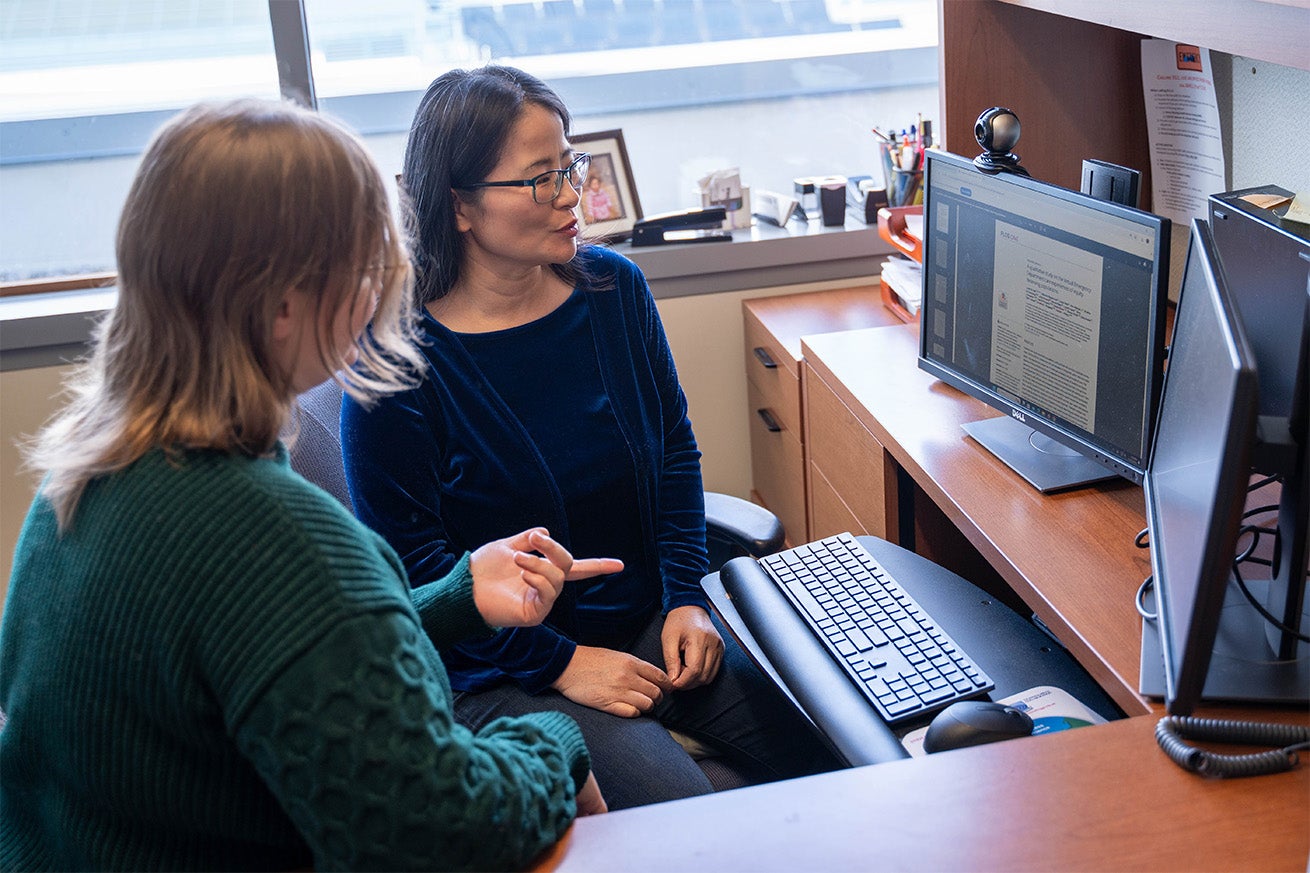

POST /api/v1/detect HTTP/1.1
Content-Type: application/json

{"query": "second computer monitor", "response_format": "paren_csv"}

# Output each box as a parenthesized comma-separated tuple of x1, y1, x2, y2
(1141, 218, 1309, 713)
(917, 149, 1170, 492)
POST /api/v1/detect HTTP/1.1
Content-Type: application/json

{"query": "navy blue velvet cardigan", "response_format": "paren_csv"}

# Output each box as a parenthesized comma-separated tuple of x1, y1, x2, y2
(341, 246, 710, 693)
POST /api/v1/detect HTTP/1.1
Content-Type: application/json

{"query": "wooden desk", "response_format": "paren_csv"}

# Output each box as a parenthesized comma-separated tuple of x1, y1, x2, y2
(536, 320, 1309, 871)
(538, 711, 1309, 872)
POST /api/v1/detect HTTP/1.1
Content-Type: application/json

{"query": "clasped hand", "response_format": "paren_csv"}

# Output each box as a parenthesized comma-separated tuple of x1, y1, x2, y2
(469, 527, 623, 627)
(551, 605, 724, 717)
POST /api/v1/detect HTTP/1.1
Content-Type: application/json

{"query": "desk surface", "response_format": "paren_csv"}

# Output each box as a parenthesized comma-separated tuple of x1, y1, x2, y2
(537, 711, 1309, 872)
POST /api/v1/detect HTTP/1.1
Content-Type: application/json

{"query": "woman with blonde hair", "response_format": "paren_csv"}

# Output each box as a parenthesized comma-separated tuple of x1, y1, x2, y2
(0, 98, 613, 871)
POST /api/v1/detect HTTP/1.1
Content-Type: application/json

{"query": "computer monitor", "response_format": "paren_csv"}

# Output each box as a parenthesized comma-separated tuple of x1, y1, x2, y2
(1139, 219, 1309, 715)
(917, 149, 1170, 492)
(1208, 187, 1310, 419)
(1208, 189, 1310, 664)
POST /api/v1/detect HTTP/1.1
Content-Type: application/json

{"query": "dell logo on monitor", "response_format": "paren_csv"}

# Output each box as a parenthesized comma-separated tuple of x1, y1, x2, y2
(1010, 409, 1028, 424)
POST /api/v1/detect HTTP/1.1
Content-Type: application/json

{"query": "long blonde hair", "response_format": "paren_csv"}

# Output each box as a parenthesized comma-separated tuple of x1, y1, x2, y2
(27, 98, 423, 529)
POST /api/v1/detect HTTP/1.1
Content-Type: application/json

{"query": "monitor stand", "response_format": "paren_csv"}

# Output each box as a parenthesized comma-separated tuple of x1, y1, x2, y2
(1139, 576, 1310, 707)
(962, 415, 1115, 493)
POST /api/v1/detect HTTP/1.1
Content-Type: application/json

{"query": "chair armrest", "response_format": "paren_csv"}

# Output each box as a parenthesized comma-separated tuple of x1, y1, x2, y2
(704, 491, 785, 561)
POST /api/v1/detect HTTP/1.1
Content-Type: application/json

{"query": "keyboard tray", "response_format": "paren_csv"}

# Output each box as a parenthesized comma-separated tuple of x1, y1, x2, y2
(709, 534, 1123, 766)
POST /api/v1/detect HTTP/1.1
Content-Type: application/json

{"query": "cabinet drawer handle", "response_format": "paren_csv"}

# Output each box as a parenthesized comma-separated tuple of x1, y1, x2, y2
(756, 408, 782, 433)
(752, 347, 778, 369)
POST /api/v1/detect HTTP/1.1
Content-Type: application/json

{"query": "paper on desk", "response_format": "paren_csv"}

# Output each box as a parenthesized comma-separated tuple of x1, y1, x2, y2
(904, 213, 924, 242)
(900, 685, 1107, 757)
(880, 255, 922, 314)
(1240, 192, 1293, 211)
(1140, 39, 1226, 226)
(1283, 193, 1310, 226)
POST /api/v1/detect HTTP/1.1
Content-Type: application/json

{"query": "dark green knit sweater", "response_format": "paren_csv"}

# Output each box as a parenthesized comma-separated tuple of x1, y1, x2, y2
(0, 446, 590, 871)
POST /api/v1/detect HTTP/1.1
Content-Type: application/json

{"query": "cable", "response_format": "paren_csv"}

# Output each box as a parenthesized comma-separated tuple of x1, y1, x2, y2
(1156, 716, 1310, 778)
(1246, 474, 1282, 494)
(1232, 562, 1310, 643)
(1135, 576, 1157, 621)
(1131, 529, 1157, 619)
(1233, 522, 1276, 566)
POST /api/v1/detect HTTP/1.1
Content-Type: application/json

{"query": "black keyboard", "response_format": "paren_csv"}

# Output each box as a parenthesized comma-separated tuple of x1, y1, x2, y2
(758, 532, 995, 725)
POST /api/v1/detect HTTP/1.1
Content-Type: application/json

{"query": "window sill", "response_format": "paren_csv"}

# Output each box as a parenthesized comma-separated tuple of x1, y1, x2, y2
(0, 221, 892, 371)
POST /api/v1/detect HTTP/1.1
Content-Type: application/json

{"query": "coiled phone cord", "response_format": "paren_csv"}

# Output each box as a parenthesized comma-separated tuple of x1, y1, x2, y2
(1156, 716, 1310, 778)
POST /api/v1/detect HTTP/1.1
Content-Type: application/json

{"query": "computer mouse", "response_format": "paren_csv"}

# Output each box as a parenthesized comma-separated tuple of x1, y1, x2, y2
(922, 700, 1034, 754)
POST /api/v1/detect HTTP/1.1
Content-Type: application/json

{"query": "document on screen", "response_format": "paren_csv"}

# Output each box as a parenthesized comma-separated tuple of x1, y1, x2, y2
(989, 221, 1103, 431)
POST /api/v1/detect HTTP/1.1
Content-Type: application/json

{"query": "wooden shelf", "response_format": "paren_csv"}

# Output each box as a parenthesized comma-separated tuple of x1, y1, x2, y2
(938, 0, 1310, 202)
(997, 0, 1310, 72)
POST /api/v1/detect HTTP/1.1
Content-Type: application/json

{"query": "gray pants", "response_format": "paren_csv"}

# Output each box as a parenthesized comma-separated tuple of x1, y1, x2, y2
(452, 610, 840, 810)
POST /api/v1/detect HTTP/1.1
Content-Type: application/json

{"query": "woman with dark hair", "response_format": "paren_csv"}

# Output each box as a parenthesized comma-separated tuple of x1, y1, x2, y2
(341, 65, 838, 810)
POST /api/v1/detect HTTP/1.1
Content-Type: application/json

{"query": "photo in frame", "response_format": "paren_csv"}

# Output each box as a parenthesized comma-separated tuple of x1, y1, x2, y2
(570, 129, 642, 242)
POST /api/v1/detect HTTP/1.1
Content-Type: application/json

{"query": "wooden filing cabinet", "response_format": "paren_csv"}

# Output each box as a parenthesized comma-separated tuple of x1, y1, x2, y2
(803, 363, 894, 541)
(742, 286, 898, 545)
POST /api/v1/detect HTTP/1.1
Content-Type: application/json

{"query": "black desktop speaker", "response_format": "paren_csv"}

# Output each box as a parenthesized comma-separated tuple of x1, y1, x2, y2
(1080, 159, 1141, 208)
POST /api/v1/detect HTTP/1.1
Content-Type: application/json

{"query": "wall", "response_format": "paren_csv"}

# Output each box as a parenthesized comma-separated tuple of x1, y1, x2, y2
(1220, 57, 1310, 194)
(1, 363, 73, 602)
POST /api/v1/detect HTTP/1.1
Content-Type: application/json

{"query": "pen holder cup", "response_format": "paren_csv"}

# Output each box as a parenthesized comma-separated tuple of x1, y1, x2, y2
(879, 142, 924, 207)
(890, 167, 923, 208)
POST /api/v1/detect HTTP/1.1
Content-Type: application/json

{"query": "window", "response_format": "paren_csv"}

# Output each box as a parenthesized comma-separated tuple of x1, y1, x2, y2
(304, 0, 939, 220)
(0, 0, 280, 283)
(0, 0, 937, 284)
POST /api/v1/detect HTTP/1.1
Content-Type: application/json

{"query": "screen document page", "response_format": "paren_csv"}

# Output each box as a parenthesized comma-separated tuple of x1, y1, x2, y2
(990, 221, 1103, 432)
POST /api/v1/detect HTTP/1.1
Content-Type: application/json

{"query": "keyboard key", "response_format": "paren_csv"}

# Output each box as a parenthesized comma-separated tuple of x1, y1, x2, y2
(847, 627, 875, 651)
(920, 686, 954, 704)
(883, 697, 921, 716)
(784, 580, 828, 622)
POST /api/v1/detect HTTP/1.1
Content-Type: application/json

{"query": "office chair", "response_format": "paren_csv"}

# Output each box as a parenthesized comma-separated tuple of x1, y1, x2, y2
(287, 377, 785, 791)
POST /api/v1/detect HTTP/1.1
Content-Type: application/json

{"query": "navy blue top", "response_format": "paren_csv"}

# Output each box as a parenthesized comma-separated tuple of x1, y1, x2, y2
(457, 287, 647, 641)
(341, 246, 709, 693)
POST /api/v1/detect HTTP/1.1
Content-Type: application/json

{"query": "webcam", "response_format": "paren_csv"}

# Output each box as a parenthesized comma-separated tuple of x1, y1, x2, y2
(973, 107, 1029, 176)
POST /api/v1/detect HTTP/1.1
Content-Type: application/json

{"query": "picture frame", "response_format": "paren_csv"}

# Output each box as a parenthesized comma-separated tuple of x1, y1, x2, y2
(570, 128, 642, 242)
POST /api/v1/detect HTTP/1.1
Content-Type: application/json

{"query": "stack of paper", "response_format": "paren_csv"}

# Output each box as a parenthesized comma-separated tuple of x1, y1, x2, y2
(880, 254, 922, 315)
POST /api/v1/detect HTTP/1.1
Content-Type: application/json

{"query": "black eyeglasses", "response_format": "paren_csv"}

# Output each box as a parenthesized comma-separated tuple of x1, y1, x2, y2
(461, 153, 591, 204)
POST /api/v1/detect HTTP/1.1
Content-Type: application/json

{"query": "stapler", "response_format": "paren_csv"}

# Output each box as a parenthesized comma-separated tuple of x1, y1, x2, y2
(631, 207, 733, 247)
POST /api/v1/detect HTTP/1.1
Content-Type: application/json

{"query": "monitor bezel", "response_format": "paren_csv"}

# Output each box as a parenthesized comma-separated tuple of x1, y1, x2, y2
(1145, 219, 1260, 715)
(916, 148, 1171, 485)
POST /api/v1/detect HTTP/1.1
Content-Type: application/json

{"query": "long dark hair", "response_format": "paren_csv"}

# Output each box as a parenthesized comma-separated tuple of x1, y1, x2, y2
(403, 65, 594, 305)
